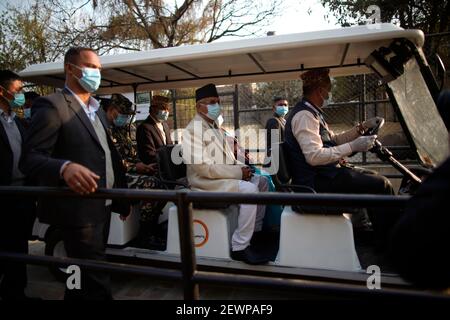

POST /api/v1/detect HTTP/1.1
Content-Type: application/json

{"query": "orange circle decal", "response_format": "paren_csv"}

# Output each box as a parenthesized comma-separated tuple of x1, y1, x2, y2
(193, 219, 209, 248)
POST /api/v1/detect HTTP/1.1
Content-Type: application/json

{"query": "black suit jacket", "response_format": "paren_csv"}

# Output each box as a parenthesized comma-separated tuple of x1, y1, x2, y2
(0, 117, 26, 186)
(265, 114, 285, 146)
(20, 89, 129, 227)
(1, 115, 36, 238)
(136, 116, 173, 165)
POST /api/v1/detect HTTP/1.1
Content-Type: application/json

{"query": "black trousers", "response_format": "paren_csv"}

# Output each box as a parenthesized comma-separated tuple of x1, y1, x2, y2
(314, 166, 400, 248)
(0, 200, 35, 300)
(61, 207, 112, 300)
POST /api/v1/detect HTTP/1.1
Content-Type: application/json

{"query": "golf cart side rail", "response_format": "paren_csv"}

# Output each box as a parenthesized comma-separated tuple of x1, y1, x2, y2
(2, 186, 449, 301)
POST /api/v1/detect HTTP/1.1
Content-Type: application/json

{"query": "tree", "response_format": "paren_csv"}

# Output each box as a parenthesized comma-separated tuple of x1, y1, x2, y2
(321, 0, 449, 33)
(0, 3, 56, 71)
(97, 0, 281, 49)
(321, 0, 450, 67)
(0, 0, 281, 71)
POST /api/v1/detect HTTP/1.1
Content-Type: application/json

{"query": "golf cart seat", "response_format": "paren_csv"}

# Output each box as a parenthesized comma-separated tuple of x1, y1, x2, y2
(270, 143, 361, 271)
(270, 142, 316, 193)
(157, 145, 238, 259)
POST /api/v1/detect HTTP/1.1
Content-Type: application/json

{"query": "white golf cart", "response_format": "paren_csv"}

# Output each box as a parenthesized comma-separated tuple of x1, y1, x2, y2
(20, 23, 449, 287)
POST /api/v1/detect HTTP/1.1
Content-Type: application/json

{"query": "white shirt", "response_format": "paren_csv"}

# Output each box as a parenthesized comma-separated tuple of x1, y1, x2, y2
(0, 109, 16, 123)
(65, 86, 99, 122)
(291, 101, 360, 166)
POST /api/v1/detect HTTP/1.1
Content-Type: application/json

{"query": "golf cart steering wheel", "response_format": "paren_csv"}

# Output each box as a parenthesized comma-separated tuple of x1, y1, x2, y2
(365, 118, 423, 189)
(363, 118, 385, 136)
(348, 118, 385, 157)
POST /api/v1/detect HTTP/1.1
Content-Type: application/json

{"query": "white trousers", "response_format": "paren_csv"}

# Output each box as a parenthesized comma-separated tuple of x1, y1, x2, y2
(232, 175, 268, 251)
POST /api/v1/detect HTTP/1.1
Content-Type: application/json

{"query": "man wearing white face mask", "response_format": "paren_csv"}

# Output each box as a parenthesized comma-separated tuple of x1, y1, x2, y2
(182, 83, 269, 265)
(284, 68, 398, 249)
(20, 47, 130, 300)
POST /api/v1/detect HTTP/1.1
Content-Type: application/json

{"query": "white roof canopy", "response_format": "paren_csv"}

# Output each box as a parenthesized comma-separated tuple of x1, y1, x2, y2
(19, 23, 424, 94)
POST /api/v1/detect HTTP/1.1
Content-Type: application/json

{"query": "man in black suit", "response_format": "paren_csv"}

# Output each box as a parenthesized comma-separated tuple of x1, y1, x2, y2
(20, 47, 129, 300)
(0, 70, 36, 300)
(137, 95, 173, 166)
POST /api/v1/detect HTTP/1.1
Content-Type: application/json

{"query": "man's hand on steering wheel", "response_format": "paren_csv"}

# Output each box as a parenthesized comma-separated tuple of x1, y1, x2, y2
(358, 117, 385, 135)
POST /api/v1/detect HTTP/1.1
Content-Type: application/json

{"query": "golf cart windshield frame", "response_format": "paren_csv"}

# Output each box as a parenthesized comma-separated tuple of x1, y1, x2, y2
(371, 41, 449, 167)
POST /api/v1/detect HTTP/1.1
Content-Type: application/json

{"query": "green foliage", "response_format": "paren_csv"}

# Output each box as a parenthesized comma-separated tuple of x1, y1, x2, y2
(1, 0, 281, 72)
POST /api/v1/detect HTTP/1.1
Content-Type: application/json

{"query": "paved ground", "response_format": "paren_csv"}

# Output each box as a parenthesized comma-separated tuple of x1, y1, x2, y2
(25, 241, 302, 300)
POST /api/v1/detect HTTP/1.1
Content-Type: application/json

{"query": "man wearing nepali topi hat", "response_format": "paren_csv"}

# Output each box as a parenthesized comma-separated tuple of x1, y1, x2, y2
(182, 83, 270, 265)
(283, 68, 400, 250)
(137, 95, 173, 167)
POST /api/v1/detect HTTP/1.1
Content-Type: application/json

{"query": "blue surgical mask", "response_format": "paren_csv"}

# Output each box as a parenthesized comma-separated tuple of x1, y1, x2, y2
(23, 108, 32, 119)
(113, 114, 129, 127)
(1, 86, 25, 109)
(8, 93, 25, 109)
(206, 103, 221, 121)
(275, 105, 289, 117)
(157, 110, 169, 122)
(71, 64, 101, 93)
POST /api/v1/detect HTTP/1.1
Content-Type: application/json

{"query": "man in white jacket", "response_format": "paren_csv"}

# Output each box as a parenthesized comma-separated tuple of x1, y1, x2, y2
(182, 83, 269, 265)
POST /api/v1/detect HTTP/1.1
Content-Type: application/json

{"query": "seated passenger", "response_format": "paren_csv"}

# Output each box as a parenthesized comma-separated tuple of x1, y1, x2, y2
(284, 68, 398, 249)
(265, 96, 289, 151)
(388, 90, 450, 289)
(182, 83, 270, 265)
(101, 94, 166, 249)
(137, 95, 173, 166)
(217, 115, 281, 233)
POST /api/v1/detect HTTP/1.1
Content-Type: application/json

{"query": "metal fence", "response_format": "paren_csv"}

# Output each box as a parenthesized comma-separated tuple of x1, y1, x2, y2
(2, 186, 450, 301)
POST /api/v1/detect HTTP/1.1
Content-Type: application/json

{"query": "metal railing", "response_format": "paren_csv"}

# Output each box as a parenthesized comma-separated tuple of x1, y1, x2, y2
(0, 186, 449, 301)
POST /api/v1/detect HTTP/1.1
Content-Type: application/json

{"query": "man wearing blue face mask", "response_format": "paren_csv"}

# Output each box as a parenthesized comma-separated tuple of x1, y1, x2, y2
(182, 83, 270, 265)
(0, 70, 37, 300)
(20, 47, 130, 300)
(103, 94, 167, 249)
(137, 95, 173, 167)
(265, 96, 289, 155)
(20, 91, 40, 128)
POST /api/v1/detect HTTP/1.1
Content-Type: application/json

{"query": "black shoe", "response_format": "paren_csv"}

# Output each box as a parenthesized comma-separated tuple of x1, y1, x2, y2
(353, 227, 376, 246)
(250, 231, 265, 246)
(230, 246, 270, 265)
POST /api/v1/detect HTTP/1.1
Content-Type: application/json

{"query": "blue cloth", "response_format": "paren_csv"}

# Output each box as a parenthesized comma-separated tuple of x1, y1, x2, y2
(253, 167, 283, 229)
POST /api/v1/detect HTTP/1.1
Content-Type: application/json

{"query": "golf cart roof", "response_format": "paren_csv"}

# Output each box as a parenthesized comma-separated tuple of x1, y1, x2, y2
(19, 23, 424, 94)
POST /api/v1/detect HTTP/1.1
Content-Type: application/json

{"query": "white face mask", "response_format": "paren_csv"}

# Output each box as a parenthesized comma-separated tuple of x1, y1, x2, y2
(215, 114, 224, 127)
(319, 88, 332, 107)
